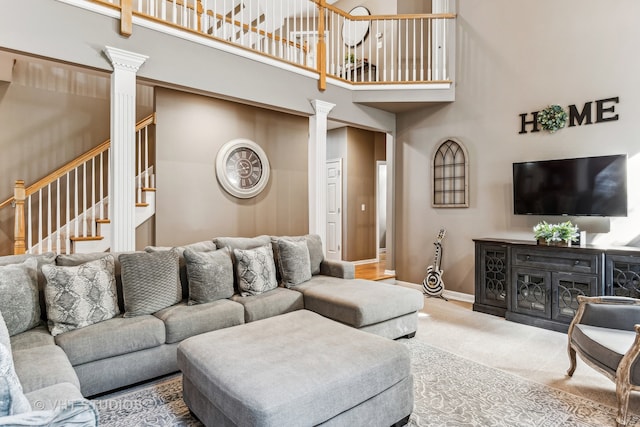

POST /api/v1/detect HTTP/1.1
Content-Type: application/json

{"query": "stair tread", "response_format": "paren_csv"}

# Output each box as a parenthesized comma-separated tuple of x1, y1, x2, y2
(70, 235, 104, 242)
(95, 219, 111, 223)
(141, 187, 156, 192)
(136, 202, 149, 207)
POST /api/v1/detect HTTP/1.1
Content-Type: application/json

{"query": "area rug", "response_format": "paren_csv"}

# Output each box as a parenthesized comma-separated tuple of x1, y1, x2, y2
(94, 339, 639, 427)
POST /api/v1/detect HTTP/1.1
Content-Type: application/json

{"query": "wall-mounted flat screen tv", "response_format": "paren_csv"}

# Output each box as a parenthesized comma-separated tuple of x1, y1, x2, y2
(513, 154, 628, 217)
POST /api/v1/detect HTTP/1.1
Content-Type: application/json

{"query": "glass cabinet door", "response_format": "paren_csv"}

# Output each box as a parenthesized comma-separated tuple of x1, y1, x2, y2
(552, 272, 597, 323)
(511, 268, 551, 319)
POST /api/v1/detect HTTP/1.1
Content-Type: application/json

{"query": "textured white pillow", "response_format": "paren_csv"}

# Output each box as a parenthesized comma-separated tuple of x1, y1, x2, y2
(0, 342, 31, 415)
(42, 255, 119, 336)
(233, 244, 278, 297)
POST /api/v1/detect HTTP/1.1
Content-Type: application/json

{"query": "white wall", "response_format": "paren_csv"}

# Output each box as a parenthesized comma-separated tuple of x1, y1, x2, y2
(395, 0, 640, 294)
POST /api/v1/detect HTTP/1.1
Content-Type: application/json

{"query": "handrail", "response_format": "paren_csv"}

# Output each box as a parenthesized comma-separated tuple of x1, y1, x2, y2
(0, 113, 156, 211)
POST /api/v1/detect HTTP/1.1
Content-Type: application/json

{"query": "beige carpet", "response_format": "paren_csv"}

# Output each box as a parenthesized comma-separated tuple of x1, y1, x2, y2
(93, 296, 640, 426)
(416, 296, 640, 414)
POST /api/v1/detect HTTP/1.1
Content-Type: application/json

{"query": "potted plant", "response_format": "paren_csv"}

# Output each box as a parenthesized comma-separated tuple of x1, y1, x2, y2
(533, 221, 579, 246)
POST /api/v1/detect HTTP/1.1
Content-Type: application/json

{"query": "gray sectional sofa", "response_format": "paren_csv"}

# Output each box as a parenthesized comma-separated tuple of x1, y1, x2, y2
(0, 234, 424, 425)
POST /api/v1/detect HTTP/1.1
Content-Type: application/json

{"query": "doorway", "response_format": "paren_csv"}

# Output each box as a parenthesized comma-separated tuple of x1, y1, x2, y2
(325, 159, 342, 261)
(376, 161, 387, 260)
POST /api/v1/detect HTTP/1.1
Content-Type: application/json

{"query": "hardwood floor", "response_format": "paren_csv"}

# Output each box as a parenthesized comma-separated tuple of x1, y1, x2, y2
(354, 252, 396, 281)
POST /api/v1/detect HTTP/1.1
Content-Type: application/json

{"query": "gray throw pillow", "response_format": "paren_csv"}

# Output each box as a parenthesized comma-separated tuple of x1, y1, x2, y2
(273, 238, 311, 287)
(233, 244, 278, 297)
(0, 252, 55, 289)
(304, 234, 324, 275)
(145, 240, 217, 300)
(0, 258, 40, 336)
(183, 248, 234, 305)
(42, 255, 119, 337)
(120, 250, 181, 317)
(0, 342, 31, 416)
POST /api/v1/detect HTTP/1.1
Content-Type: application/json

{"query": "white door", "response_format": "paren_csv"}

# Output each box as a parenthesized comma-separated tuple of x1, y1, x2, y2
(326, 159, 342, 261)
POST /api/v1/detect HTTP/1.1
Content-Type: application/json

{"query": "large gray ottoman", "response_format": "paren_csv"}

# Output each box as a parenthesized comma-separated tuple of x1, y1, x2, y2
(177, 310, 413, 427)
(294, 278, 424, 340)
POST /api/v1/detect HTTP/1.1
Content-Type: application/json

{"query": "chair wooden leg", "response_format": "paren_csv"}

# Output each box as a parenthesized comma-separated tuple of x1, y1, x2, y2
(615, 379, 631, 426)
(567, 344, 577, 377)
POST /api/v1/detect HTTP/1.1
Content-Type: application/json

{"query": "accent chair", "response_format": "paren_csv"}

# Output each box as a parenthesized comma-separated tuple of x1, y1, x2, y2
(567, 295, 640, 427)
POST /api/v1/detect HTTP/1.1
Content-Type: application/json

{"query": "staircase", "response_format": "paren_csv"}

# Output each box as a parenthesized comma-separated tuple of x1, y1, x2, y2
(0, 114, 156, 255)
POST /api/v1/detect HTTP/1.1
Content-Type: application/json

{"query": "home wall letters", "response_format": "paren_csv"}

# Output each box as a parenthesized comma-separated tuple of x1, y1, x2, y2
(519, 96, 619, 134)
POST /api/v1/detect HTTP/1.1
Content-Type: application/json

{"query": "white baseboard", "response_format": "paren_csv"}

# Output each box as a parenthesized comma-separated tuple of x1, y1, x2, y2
(352, 258, 377, 265)
(384, 269, 396, 276)
(394, 280, 474, 303)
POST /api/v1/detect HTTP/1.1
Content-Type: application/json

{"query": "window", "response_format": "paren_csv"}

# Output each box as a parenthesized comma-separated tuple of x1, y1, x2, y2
(432, 139, 469, 207)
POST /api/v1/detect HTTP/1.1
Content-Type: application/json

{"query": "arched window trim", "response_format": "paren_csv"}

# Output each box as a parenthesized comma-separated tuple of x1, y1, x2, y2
(431, 138, 469, 208)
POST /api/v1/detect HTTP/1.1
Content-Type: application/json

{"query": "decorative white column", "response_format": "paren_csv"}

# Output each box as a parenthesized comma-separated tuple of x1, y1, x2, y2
(104, 46, 148, 252)
(308, 100, 335, 254)
(384, 132, 396, 276)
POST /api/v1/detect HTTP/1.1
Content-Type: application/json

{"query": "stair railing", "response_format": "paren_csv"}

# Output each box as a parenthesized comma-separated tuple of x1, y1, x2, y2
(0, 114, 156, 255)
(85, 0, 455, 88)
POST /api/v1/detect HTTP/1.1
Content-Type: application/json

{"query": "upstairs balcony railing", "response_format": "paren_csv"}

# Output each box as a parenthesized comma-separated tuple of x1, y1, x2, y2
(86, 0, 455, 89)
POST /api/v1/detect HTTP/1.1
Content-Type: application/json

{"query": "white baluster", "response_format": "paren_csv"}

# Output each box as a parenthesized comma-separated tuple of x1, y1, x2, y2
(389, 21, 396, 81)
(137, 129, 142, 204)
(91, 157, 96, 237)
(368, 17, 372, 82)
(56, 179, 61, 253)
(412, 19, 416, 81)
(427, 18, 432, 81)
(420, 19, 424, 81)
(172, 0, 177, 25)
(375, 20, 380, 81)
(99, 152, 104, 220)
(83, 162, 87, 237)
(74, 167, 79, 238)
(193, 0, 197, 30)
(145, 127, 150, 188)
(38, 190, 43, 252)
(443, 19, 448, 80)
(27, 195, 32, 253)
(66, 171, 70, 254)
(47, 184, 52, 252)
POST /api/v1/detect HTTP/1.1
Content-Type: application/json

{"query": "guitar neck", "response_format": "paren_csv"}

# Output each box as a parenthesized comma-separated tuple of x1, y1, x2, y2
(433, 242, 442, 270)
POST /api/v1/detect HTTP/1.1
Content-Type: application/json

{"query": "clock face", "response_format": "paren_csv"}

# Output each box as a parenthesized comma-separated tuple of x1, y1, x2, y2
(226, 147, 263, 189)
(216, 139, 270, 198)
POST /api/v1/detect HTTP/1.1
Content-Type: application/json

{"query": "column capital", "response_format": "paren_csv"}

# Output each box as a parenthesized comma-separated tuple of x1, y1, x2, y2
(104, 46, 148, 73)
(310, 99, 336, 116)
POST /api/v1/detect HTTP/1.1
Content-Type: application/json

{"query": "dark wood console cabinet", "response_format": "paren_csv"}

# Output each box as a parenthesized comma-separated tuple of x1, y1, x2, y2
(474, 238, 640, 332)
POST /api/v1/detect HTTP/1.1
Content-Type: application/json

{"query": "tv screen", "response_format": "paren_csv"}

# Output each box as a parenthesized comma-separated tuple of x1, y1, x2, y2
(513, 154, 627, 216)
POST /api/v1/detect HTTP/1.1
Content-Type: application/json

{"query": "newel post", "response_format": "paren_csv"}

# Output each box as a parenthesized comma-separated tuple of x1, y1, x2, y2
(120, 0, 133, 37)
(317, 0, 327, 91)
(13, 180, 26, 255)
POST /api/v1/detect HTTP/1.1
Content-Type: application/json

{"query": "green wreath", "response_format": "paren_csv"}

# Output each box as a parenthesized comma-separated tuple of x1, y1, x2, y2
(537, 105, 567, 133)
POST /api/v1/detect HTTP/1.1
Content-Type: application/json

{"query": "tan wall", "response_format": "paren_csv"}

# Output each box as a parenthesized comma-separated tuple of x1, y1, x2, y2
(395, 0, 640, 294)
(154, 88, 309, 246)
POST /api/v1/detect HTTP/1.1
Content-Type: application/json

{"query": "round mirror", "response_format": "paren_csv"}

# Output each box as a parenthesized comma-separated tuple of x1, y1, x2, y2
(341, 6, 370, 47)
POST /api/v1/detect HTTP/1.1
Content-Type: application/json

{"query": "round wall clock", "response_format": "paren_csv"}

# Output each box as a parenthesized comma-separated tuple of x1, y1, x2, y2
(341, 6, 371, 47)
(215, 139, 270, 199)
